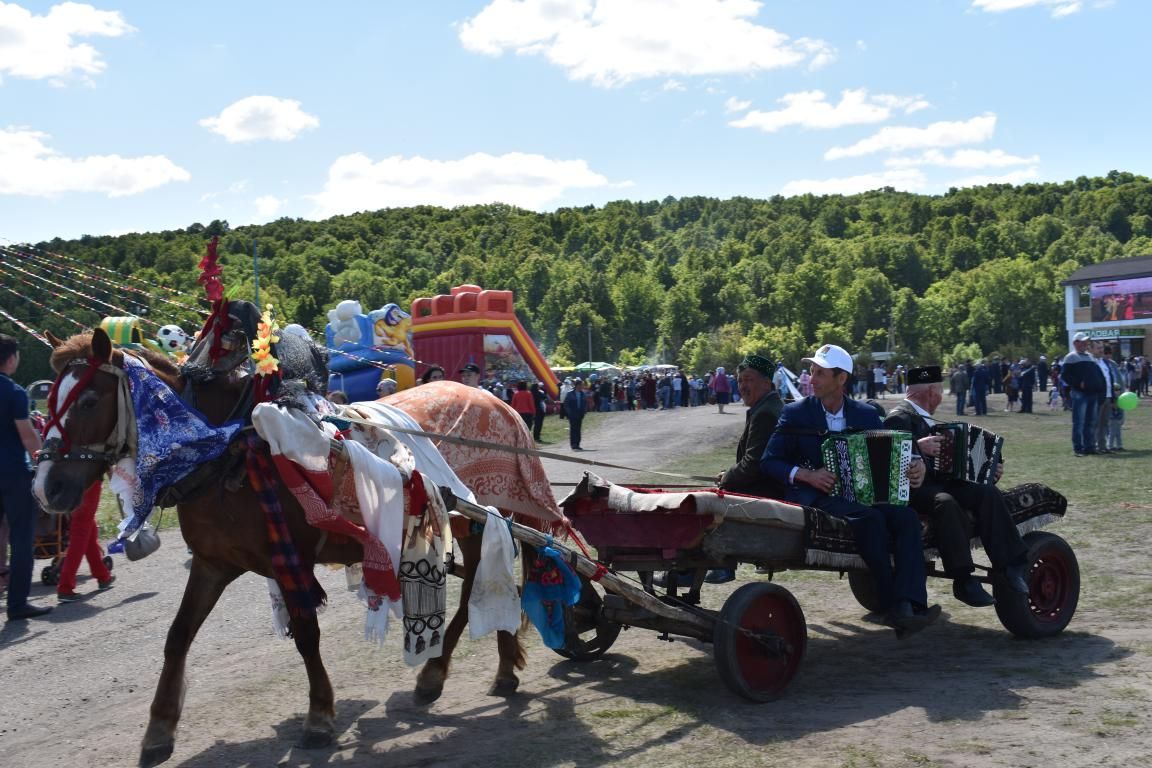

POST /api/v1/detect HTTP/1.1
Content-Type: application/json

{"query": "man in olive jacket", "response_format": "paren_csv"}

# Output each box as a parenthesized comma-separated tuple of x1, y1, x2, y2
(718, 354, 786, 498)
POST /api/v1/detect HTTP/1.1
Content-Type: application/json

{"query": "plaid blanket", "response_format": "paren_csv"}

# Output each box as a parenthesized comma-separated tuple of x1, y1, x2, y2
(245, 434, 327, 619)
(803, 482, 1068, 569)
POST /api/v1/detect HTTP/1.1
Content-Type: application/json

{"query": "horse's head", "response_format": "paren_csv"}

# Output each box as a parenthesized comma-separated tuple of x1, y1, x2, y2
(33, 328, 131, 513)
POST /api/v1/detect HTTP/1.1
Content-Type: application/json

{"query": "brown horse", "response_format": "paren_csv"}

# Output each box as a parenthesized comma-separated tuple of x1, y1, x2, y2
(33, 328, 552, 768)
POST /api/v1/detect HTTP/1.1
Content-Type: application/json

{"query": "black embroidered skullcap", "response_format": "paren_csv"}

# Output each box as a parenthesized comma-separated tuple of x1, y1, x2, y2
(738, 354, 773, 376)
(907, 365, 943, 384)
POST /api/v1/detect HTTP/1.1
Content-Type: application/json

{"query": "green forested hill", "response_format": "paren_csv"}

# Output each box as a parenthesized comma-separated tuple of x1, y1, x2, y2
(4, 171, 1151, 382)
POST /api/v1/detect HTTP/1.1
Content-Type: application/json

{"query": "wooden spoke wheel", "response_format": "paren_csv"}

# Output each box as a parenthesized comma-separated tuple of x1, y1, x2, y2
(553, 575, 623, 662)
(713, 583, 806, 702)
(994, 531, 1080, 639)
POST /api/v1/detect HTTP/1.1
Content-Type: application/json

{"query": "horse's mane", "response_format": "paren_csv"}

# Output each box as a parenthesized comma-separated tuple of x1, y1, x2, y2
(49, 333, 182, 380)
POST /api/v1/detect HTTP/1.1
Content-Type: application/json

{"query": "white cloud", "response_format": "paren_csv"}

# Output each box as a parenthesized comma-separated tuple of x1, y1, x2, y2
(729, 89, 929, 133)
(661, 79, 685, 92)
(825, 113, 997, 160)
(0, 2, 133, 83)
(0, 126, 190, 197)
(971, 0, 1083, 17)
(310, 151, 616, 218)
(199, 96, 319, 143)
(458, 0, 835, 88)
(780, 169, 927, 196)
(724, 96, 751, 113)
(254, 195, 285, 218)
(886, 148, 1039, 169)
(948, 167, 1041, 187)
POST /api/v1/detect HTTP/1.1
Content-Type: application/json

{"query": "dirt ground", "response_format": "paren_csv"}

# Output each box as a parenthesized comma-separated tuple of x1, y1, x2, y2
(2, 398, 1149, 768)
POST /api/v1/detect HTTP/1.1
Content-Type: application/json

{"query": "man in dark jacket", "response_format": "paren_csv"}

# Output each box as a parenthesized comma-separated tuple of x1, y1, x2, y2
(762, 343, 938, 637)
(883, 366, 1030, 608)
(563, 379, 588, 450)
(1018, 358, 1036, 414)
(971, 362, 991, 416)
(1061, 332, 1106, 456)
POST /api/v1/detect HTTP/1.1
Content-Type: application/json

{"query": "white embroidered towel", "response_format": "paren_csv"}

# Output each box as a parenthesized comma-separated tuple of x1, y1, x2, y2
(467, 508, 522, 640)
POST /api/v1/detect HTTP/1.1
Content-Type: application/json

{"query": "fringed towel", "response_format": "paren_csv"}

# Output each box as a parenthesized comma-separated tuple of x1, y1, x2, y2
(468, 508, 522, 640)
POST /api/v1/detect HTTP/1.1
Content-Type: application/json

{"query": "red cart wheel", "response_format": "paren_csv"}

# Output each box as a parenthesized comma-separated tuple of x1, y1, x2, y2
(994, 531, 1079, 638)
(713, 583, 806, 702)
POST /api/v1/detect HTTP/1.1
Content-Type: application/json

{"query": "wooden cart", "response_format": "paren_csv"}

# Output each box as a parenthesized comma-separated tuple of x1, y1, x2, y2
(446, 473, 1079, 702)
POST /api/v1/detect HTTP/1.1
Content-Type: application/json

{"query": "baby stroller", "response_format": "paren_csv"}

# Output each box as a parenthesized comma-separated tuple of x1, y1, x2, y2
(34, 502, 113, 586)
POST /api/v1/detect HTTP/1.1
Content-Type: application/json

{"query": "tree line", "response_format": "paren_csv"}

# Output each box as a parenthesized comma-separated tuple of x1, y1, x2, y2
(6, 170, 1151, 383)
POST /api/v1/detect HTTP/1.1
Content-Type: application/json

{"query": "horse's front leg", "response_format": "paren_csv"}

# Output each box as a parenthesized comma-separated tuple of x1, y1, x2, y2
(290, 610, 336, 748)
(140, 557, 241, 768)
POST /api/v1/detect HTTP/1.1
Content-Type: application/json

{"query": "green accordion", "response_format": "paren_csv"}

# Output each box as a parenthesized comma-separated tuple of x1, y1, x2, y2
(821, 430, 914, 506)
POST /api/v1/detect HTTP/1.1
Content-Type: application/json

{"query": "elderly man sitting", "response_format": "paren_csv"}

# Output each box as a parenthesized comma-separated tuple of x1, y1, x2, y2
(883, 365, 1030, 607)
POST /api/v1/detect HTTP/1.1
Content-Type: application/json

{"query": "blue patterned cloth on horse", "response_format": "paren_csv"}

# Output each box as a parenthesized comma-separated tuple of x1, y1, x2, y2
(107, 355, 240, 553)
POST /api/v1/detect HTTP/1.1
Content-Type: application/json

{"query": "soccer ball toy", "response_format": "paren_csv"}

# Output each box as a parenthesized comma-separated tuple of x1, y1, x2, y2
(157, 324, 190, 352)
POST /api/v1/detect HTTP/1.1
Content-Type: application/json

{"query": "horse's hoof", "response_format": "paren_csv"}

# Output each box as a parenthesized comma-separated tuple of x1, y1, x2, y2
(298, 728, 333, 750)
(138, 742, 174, 768)
(413, 684, 444, 706)
(488, 678, 520, 697)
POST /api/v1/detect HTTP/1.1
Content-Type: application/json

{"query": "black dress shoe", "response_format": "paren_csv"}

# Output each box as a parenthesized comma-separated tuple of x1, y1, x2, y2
(884, 601, 941, 639)
(704, 568, 736, 584)
(1003, 563, 1030, 594)
(952, 577, 996, 607)
(7, 603, 53, 621)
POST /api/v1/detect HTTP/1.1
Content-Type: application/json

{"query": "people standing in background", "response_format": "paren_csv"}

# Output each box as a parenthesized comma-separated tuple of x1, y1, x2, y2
(531, 383, 549, 442)
(458, 363, 482, 387)
(711, 366, 731, 414)
(1036, 355, 1049, 393)
(563, 379, 587, 450)
(510, 380, 536, 435)
(1019, 358, 1036, 414)
(950, 365, 970, 416)
(1061, 332, 1105, 456)
(420, 365, 445, 384)
(971, 361, 990, 416)
(0, 333, 52, 620)
(1093, 343, 1123, 454)
(56, 481, 115, 602)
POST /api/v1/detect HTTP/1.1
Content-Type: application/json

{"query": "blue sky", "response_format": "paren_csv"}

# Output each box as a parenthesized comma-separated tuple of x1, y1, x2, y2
(0, 0, 1144, 244)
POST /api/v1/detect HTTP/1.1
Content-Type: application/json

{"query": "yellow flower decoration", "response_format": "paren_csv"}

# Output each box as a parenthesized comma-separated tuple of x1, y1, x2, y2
(251, 303, 281, 376)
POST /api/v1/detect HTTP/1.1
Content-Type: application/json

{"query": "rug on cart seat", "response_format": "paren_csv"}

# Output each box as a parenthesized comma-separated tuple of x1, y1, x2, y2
(803, 482, 1068, 569)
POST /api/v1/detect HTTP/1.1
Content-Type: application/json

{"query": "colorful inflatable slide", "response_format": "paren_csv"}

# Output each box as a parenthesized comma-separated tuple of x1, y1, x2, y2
(411, 284, 559, 399)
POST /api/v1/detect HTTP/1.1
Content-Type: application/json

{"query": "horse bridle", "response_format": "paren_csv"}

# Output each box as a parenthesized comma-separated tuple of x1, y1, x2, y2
(38, 357, 134, 466)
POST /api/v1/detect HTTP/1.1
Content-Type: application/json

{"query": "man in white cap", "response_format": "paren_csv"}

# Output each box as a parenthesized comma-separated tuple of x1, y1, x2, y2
(375, 377, 397, 398)
(1061, 332, 1105, 456)
(761, 343, 938, 637)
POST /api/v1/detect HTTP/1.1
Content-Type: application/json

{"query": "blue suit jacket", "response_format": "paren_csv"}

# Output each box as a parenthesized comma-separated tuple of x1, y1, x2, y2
(760, 395, 884, 506)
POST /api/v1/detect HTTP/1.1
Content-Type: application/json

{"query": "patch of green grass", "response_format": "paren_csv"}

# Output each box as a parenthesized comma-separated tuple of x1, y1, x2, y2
(1099, 709, 1140, 729)
(591, 705, 677, 719)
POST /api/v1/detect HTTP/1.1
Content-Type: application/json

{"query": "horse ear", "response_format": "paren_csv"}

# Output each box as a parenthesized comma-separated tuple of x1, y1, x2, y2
(46, 330, 65, 348)
(92, 327, 113, 364)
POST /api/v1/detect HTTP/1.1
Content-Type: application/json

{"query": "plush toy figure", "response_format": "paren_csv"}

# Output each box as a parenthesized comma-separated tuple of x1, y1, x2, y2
(327, 300, 364, 347)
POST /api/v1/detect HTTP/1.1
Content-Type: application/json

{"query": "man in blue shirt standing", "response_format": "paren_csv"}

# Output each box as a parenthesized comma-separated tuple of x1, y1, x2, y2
(1, 334, 53, 620)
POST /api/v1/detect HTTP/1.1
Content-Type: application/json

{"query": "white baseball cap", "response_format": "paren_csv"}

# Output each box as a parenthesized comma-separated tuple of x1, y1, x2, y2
(803, 343, 853, 373)
(1072, 331, 1090, 342)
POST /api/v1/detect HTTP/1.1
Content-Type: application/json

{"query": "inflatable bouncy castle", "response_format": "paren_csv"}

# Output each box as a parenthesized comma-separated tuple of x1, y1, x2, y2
(324, 300, 416, 401)
(411, 284, 559, 399)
